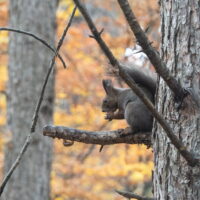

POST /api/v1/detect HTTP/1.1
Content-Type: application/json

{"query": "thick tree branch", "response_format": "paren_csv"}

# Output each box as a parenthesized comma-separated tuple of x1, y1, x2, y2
(43, 125, 152, 146)
(0, 27, 67, 68)
(72, 0, 199, 167)
(0, 7, 77, 196)
(117, 0, 187, 101)
(115, 190, 155, 200)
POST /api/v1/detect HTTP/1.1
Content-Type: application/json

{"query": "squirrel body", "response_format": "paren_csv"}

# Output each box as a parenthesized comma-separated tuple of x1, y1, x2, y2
(102, 65, 156, 133)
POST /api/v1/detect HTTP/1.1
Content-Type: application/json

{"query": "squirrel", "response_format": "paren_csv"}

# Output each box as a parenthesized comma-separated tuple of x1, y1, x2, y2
(102, 65, 156, 133)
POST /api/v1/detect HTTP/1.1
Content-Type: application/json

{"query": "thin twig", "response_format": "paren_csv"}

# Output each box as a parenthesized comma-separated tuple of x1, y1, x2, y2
(31, 6, 77, 132)
(72, 0, 199, 167)
(0, 7, 77, 196)
(77, 145, 96, 163)
(117, 0, 187, 101)
(43, 125, 152, 146)
(72, 1, 118, 67)
(0, 27, 67, 68)
(115, 190, 155, 200)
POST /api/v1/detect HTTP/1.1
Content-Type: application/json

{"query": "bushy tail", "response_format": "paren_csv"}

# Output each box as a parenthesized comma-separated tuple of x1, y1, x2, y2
(122, 64, 157, 96)
(106, 63, 157, 96)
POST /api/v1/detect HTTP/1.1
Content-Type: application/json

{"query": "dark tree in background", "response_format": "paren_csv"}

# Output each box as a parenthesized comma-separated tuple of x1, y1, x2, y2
(4, 0, 57, 199)
(153, 0, 200, 199)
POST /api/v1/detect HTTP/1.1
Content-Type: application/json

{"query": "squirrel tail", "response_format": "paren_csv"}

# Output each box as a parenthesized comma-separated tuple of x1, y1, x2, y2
(122, 64, 157, 96)
(107, 63, 157, 96)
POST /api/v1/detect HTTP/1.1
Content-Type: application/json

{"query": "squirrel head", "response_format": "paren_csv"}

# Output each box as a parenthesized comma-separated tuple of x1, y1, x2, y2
(102, 79, 118, 112)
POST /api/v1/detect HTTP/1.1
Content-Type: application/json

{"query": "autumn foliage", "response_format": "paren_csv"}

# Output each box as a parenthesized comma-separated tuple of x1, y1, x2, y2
(0, 0, 159, 199)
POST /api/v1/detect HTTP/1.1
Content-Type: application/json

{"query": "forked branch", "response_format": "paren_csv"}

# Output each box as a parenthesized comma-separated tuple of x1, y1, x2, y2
(0, 27, 66, 68)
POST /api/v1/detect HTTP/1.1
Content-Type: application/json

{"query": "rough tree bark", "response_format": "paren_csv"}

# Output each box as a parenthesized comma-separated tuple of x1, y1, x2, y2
(4, 0, 57, 199)
(153, 0, 200, 199)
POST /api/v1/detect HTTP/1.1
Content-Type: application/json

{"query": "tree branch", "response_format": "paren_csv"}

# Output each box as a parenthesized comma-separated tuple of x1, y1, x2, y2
(0, 27, 67, 69)
(117, 0, 187, 102)
(77, 144, 96, 163)
(72, 0, 199, 167)
(0, 7, 77, 196)
(43, 125, 152, 146)
(31, 6, 77, 132)
(115, 190, 155, 200)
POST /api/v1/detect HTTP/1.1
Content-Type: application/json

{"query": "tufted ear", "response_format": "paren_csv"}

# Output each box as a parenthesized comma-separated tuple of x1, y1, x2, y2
(102, 79, 114, 95)
(102, 79, 119, 96)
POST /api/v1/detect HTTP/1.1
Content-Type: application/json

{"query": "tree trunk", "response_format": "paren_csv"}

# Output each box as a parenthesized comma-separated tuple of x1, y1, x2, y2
(153, 0, 200, 199)
(4, 0, 57, 199)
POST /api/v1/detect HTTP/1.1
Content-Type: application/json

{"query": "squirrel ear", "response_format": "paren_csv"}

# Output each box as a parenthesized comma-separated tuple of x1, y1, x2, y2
(102, 79, 113, 95)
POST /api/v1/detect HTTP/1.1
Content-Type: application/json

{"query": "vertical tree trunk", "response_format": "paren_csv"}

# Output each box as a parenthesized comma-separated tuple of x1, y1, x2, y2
(4, 0, 57, 199)
(153, 0, 200, 199)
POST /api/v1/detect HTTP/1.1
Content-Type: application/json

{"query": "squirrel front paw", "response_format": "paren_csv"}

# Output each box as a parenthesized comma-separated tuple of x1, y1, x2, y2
(105, 112, 114, 121)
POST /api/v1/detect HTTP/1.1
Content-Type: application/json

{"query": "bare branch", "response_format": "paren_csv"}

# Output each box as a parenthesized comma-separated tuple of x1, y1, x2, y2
(43, 125, 152, 146)
(115, 190, 155, 200)
(72, 1, 118, 67)
(31, 6, 77, 133)
(89, 28, 104, 38)
(77, 145, 96, 163)
(0, 27, 67, 69)
(117, 0, 187, 102)
(72, 0, 199, 167)
(0, 7, 77, 196)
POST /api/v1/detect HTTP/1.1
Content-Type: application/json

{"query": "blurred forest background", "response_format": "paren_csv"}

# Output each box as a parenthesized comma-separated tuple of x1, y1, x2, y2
(0, 0, 160, 199)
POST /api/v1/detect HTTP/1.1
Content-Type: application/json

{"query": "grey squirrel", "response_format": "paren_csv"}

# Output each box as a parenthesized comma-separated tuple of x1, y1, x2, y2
(102, 65, 156, 133)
